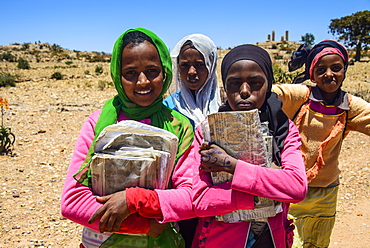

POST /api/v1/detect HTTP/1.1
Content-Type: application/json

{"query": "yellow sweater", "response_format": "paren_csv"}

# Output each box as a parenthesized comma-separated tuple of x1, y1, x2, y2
(272, 84, 370, 187)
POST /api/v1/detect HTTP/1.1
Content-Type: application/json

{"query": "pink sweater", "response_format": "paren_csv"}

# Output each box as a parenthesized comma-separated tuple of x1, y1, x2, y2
(60, 110, 196, 234)
(189, 120, 307, 248)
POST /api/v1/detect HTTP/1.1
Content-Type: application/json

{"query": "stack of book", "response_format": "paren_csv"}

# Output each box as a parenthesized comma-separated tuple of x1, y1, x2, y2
(90, 120, 178, 196)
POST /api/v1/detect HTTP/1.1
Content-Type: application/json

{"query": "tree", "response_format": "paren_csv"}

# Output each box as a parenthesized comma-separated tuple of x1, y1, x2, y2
(300, 33, 315, 47)
(329, 10, 370, 61)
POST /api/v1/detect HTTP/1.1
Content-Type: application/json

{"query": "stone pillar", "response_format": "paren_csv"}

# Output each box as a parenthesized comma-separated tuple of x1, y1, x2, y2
(272, 31, 275, 41)
(281, 36, 284, 41)
(285, 30, 289, 41)
(267, 34, 271, 41)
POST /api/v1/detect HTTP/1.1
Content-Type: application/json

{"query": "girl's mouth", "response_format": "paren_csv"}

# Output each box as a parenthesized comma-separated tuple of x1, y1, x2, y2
(237, 101, 253, 108)
(187, 76, 199, 84)
(135, 89, 152, 95)
(323, 79, 337, 85)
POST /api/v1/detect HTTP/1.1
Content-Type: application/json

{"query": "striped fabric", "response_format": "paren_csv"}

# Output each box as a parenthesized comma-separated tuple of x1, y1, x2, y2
(289, 185, 338, 248)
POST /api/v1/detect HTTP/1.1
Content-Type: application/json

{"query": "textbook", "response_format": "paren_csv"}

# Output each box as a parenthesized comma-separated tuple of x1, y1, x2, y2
(90, 120, 178, 196)
(202, 109, 281, 223)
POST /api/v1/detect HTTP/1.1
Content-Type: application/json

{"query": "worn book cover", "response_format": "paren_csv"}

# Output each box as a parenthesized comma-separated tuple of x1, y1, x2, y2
(91, 120, 178, 196)
(202, 109, 281, 222)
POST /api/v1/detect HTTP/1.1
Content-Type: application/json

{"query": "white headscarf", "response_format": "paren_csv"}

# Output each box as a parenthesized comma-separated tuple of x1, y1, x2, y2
(168, 34, 221, 128)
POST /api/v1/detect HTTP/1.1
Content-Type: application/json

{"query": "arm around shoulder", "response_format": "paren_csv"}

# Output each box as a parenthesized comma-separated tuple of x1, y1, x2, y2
(346, 95, 370, 136)
(272, 84, 310, 119)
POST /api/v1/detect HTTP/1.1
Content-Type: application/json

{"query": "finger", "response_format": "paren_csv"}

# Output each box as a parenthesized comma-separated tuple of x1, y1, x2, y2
(199, 165, 214, 172)
(96, 195, 111, 203)
(99, 217, 107, 233)
(112, 214, 128, 232)
(202, 141, 210, 147)
(199, 142, 210, 149)
(201, 155, 210, 162)
(88, 205, 106, 224)
(105, 213, 115, 233)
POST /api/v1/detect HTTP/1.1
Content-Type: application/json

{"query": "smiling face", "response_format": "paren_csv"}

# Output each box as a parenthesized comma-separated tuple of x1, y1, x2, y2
(178, 46, 209, 91)
(225, 60, 268, 111)
(312, 54, 345, 102)
(120, 41, 164, 107)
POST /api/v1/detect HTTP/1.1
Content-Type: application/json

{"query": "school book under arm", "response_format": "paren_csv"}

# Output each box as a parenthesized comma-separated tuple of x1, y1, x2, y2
(90, 120, 178, 196)
(202, 109, 282, 223)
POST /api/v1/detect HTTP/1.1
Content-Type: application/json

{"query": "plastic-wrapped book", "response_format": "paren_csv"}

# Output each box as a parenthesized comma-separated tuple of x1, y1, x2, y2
(90, 120, 179, 196)
(202, 109, 281, 223)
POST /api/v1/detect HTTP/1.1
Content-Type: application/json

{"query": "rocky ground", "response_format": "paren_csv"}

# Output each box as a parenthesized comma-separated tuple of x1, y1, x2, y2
(0, 44, 369, 247)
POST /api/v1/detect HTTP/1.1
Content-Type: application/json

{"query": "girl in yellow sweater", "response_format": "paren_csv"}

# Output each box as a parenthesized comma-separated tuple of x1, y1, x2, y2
(273, 39, 370, 248)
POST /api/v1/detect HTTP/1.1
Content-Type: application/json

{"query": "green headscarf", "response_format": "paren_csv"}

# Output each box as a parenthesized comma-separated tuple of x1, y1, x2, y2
(74, 28, 192, 186)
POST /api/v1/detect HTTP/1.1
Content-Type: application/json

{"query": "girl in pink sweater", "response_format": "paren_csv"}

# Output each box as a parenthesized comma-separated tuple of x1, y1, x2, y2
(185, 44, 307, 248)
(61, 28, 195, 248)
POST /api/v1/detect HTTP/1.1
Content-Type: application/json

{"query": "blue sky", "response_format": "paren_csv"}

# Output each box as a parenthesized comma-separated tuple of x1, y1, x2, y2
(1, 0, 369, 53)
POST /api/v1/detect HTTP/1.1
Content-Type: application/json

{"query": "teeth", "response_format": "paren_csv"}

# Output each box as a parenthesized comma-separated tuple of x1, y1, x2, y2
(136, 90, 151, 94)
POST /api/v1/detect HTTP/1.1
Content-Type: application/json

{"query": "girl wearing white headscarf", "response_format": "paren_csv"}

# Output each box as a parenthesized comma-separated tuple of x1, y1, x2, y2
(164, 34, 221, 128)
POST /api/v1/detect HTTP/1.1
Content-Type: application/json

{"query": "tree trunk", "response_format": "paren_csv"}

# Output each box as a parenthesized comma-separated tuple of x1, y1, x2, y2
(355, 42, 362, 61)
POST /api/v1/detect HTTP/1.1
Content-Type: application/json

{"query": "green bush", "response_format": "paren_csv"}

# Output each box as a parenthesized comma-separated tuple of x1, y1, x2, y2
(65, 61, 73, 65)
(17, 58, 30, 69)
(98, 80, 106, 91)
(21, 43, 30, 51)
(273, 64, 299, 84)
(95, 65, 103, 74)
(84, 70, 90, 75)
(51, 72, 63, 80)
(273, 54, 283, 60)
(0, 73, 16, 87)
(97, 80, 112, 90)
(51, 43, 63, 53)
(89, 56, 107, 62)
(0, 51, 17, 62)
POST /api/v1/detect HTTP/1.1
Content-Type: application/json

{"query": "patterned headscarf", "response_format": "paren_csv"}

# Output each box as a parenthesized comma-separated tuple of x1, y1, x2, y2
(168, 34, 221, 128)
(220, 44, 289, 166)
(289, 39, 349, 84)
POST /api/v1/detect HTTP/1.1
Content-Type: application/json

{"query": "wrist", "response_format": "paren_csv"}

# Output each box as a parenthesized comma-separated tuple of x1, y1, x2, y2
(224, 157, 237, 174)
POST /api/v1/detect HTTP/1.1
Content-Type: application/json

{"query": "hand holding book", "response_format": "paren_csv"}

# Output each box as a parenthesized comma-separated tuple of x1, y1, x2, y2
(88, 191, 129, 233)
(199, 142, 237, 174)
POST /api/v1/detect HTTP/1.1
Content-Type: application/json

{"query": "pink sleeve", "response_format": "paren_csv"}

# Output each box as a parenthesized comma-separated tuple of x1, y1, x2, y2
(192, 125, 255, 217)
(231, 120, 307, 203)
(155, 145, 197, 223)
(60, 110, 104, 232)
(192, 120, 307, 217)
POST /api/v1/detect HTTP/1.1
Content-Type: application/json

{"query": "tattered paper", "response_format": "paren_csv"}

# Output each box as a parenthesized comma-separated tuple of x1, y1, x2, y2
(202, 109, 281, 222)
(91, 120, 178, 196)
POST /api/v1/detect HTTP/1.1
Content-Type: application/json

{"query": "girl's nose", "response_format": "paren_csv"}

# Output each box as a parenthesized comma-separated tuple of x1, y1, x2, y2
(240, 83, 250, 98)
(325, 69, 334, 77)
(188, 65, 197, 75)
(137, 72, 149, 85)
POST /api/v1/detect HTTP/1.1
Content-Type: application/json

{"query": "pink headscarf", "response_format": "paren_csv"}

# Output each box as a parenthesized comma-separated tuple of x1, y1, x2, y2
(309, 45, 346, 81)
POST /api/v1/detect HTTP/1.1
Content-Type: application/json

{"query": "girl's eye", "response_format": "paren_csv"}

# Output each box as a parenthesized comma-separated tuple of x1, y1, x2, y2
(332, 66, 342, 72)
(226, 81, 241, 91)
(250, 81, 263, 86)
(229, 81, 240, 86)
(180, 63, 188, 68)
(148, 68, 157, 73)
(316, 68, 325, 74)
